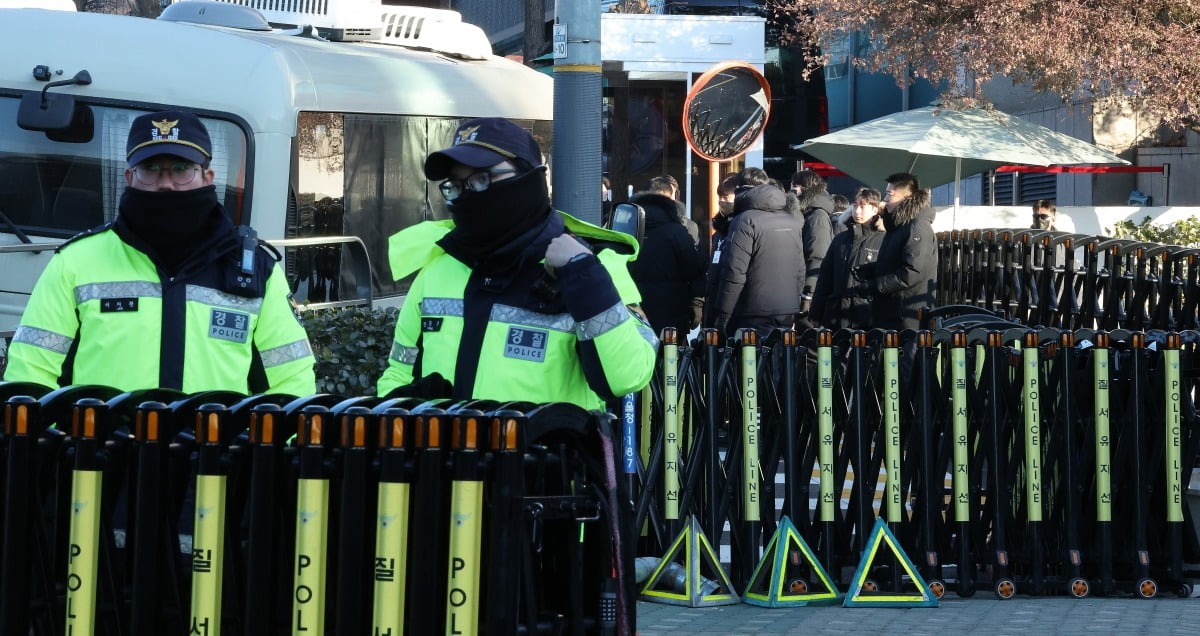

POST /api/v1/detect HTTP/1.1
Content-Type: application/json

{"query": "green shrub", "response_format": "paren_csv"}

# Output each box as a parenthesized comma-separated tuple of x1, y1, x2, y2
(299, 305, 397, 396)
(1108, 215, 1200, 247)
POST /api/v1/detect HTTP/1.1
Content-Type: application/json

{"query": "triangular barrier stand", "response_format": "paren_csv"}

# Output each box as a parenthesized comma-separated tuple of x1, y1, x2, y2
(843, 518, 939, 608)
(639, 515, 740, 607)
(743, 515, 841, 607)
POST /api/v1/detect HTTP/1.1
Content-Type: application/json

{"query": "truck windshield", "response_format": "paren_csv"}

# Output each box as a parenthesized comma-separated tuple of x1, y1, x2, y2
(0, 96, 248, 238)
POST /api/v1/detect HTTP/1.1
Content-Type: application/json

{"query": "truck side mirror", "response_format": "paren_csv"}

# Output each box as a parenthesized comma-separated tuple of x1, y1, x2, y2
(606, 202, 645, 247)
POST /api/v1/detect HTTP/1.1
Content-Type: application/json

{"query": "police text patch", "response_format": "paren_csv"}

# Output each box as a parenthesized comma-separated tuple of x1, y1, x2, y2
(504, 326, 547, 363)
(422, 317, 444, 332)
(209, 309, 250, 343)
(101, 298, 139, 313)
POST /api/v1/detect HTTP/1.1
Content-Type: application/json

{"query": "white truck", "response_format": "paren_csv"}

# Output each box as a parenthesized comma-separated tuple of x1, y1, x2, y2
(0, 0, 554, 337)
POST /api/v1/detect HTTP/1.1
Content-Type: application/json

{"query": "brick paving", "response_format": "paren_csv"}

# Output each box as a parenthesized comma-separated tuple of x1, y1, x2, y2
(636, 595, 1200, 635)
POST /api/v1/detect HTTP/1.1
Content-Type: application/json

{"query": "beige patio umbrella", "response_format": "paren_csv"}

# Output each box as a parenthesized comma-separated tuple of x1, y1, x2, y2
(797, 105, 1129, 222)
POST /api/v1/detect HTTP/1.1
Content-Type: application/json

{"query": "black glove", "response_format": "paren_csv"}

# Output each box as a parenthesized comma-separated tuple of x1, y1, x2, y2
(385, 372, 454, 399)
(853, 262, 876, 280)
(854, 279, 874, 295)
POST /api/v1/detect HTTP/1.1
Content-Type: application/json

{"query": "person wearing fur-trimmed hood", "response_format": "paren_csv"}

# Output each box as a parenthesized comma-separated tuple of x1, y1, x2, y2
(851, 172, 937, 332)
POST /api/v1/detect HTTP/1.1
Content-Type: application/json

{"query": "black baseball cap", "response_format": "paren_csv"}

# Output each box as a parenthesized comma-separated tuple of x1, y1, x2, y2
(126, 110, 212, 167)
(424, 117, 542, 180)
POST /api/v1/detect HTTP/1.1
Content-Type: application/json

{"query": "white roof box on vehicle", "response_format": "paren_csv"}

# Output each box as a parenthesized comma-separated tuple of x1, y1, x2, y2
(163, 0, 491, 58)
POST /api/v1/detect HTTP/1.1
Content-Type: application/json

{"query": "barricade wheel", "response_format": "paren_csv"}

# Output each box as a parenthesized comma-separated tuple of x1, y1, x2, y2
(928, 580, 945, 599)
(863, 579, 879, 592)
(1068, 577, 1089, 598)
(1136, 578, 1157, 599)
(994, 578, 1016, 600)
(787, 578, 809, 594)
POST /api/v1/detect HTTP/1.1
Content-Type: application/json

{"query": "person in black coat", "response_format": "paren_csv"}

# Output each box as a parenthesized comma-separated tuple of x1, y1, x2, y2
(791, 170, 837, 317)
(854, 172, 938, 331)
(705, 182, 805, 339)
(628, 191, 708, 339)
(811, 187, 886, 330)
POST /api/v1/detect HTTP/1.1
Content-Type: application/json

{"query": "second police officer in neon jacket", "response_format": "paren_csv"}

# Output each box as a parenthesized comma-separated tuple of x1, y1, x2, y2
(376, 117, 656, 409)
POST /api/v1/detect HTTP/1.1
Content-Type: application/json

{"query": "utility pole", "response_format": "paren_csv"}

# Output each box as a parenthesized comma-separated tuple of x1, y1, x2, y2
(552, 0, 602, 224)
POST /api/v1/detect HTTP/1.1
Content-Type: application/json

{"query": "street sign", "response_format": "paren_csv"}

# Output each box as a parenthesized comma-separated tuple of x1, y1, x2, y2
(552, 24, 567, 59)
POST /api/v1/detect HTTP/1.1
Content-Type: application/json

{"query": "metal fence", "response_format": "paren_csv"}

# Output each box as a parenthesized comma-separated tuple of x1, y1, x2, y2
(0, 385, 634, 635)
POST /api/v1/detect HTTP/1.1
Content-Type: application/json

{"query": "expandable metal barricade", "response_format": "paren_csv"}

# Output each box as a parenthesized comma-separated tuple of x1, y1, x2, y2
(631, 324, 1200, 603)
(0, 385, 636, 635)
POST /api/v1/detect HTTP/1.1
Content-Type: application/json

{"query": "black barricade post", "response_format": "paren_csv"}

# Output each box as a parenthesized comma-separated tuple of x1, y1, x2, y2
(293, 404, 333, 632)
(0, 395, 46, 634)
(1052, 331, 1089, 598)
(63, 398, 109, 635)
(701, 328, 724, 544)
(372, 405, 412, 634)
(445, 409, 486, 635)
(129, 400, 184, 634)
(1124, 332, 1157, 597)
(912, 330, 945, 597)
(336, 405, 375, 635)
(847, 331, 873, 559)
(407, 406, 448, 633)
(983, 331, 1017, 599)
(779, 329, 802, 523)
(189, 403, 231, 636)
(484, 409, 524, 633)
(244, 402, 288, 633)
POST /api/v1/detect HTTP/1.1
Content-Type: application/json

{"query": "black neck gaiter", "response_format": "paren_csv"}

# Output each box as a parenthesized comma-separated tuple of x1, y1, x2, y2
(118, 185, 220, 272)
(442, 169, 551, 263)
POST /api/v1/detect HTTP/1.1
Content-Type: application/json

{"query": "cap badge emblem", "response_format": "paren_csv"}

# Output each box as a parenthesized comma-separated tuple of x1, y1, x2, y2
(455, 125, 480, 145)
(151, 118, 179, 140)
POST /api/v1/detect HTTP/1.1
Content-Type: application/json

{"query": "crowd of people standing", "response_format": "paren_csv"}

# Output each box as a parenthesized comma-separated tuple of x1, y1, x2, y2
(621, 167, 940, 345)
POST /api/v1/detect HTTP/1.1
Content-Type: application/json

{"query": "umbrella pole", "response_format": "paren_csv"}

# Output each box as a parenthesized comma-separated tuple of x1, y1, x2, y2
(710, 160, 719, 245)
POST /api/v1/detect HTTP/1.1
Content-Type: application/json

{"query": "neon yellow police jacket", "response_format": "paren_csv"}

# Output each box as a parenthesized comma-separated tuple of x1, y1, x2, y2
(376, 211, 657, 409)
(4, 221, 316, 396)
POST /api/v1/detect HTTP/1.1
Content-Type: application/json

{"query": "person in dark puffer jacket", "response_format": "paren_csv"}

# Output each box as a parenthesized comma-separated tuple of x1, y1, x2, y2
(854, 172, 938, 332)
(628, 191, 707, 340)
(810, 187, 886, 330)
(790, 170, 837, 318)
(705, 181, 806, 339)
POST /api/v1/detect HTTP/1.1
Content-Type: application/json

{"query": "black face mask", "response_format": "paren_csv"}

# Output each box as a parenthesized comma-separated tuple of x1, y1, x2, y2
(445, 168, 550, 255)
(119, 185, 219, 270)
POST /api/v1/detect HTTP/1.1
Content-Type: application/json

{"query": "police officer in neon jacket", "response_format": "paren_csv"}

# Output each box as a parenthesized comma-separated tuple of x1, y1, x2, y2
(376, 117, 656, 409)
(5, 111, 316, 395)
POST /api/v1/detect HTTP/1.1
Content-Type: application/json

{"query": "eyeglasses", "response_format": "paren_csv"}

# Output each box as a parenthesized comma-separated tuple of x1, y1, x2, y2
(1035, 214, 1052, 220)
(133, 161, 201, 186)
(439, 168, 519, 201)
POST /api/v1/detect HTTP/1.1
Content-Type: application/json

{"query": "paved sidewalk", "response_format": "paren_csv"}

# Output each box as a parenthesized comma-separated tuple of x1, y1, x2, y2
(636, 596, 1200, 635)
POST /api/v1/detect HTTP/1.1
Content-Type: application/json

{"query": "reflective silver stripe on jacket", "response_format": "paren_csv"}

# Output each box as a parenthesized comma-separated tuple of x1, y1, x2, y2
(390, 342, 419, 365)
(420, 298, 464, 316)
(260, 339, 313, 368)
(12, 325, 74, 354)
(491, 304, 574, 333)
(74, 281, 161, 304)
(575, 302, 631, 341)
(187, 286, 265, 313)
(636, 322, 660, 350)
